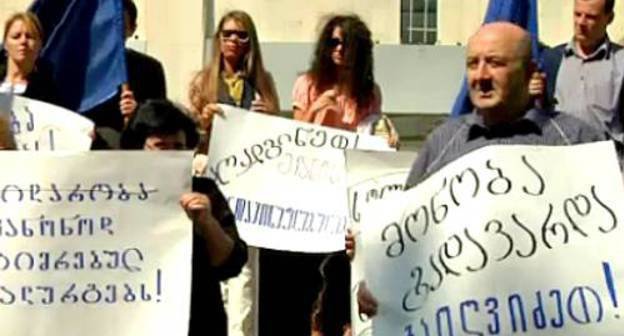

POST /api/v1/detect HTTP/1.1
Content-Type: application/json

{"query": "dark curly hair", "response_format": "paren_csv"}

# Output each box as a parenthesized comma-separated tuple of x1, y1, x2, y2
(308, 14, 375, 108)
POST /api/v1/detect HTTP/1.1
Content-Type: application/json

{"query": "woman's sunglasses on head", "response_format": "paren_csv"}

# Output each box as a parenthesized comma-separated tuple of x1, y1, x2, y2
(220, 30, 250, 43)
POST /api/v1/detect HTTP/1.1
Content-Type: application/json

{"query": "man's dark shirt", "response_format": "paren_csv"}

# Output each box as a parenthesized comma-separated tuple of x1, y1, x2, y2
(86, 48, 166, 149)
(125, 49, 167, 104)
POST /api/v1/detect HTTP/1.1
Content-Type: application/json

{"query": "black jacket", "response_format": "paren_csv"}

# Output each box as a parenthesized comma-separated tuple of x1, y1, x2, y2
(190, 177, 248, 336)
(85, 48, 167, 148)
(0, 59, 61, 105)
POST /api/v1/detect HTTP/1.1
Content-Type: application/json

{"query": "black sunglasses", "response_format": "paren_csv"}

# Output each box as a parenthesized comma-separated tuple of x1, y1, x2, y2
(220, 29, 250, 42)
(327, 37, 345, 48)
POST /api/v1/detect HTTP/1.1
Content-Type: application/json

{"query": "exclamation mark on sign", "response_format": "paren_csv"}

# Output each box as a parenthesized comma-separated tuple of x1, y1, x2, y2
(48, 129, 55, 150)
(602, 262, 619, 319)
(156, 269, 162, 303)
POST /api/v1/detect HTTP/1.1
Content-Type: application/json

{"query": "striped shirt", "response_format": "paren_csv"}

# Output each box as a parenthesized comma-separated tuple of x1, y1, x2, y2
(405, 109, 606, 188)
(555, 38, 624, 143)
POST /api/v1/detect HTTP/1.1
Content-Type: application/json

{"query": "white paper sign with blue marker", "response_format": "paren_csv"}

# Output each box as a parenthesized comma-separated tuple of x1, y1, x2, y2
(0, 94, 93, 151)
(361, 141, 624, 336)
(345, 149, 417, 336)
(207, 105, 390, 252)
(0, 151, 192, 336)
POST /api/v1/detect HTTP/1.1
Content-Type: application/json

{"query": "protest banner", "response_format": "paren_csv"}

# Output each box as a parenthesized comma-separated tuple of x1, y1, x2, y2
(345, 149, 417, 336)
(0, 94, 94, 151)
(207, 105, 390, 252)
(361, 141, 624, 335)
(0, 151, 192, 336)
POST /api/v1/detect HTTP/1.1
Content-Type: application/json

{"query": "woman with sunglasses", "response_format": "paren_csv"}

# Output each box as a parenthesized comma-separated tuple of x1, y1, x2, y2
(189, 10, 279, 151)
(188, 10, 279, 336)
(292, 15, 397, 147)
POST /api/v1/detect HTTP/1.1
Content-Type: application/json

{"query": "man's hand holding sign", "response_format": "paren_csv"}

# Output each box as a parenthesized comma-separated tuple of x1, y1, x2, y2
(350, 22, 616, 336)
(360, 141, 624, 335)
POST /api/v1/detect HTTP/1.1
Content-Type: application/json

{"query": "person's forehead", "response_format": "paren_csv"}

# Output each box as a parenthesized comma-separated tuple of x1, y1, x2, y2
(170, 131, 187, 143)
(467, 32, 516, 57)
(8, 20, 37, 36)
(8, 19, 26, 31)
(223, 18, 244, 30)
(151, 131, 184, 140)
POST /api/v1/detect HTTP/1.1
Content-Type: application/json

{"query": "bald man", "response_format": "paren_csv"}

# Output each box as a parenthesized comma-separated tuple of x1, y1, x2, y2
(353, 23, 605, 317)
(405, 22, 605, 187)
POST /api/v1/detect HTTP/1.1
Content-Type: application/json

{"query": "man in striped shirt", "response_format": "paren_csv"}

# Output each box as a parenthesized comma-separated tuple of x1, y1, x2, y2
(405, 22, 605, 188)
(354, 22, 606, 318)
(540, 0, 624, 147)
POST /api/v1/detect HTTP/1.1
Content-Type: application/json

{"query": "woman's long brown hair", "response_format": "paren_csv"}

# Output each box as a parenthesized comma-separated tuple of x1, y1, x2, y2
(189, 10, 279, 115)
(308, 14, 375, 108)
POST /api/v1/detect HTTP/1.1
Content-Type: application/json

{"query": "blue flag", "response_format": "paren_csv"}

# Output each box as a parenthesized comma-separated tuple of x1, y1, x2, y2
(30, 0, 127, 113)
(450, 0, 540, 116)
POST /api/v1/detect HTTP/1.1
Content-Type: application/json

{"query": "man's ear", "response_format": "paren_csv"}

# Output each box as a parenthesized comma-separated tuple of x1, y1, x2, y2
(123, 12, 137, 39)
(607, 11, 615, 25)
(127, 22, 137, 39)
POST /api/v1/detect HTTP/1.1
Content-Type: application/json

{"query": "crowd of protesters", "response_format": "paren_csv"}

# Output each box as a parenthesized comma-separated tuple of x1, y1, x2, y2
(1, 0, 623, 335)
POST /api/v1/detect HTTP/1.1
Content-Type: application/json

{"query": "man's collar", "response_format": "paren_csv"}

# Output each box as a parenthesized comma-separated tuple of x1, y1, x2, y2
(466, 108, 549, 126)
(466, 108, 547, 141)
(565, 35, 612, 60)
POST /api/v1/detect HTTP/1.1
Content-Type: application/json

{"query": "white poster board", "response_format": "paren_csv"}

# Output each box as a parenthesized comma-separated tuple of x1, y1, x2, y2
(0, 94, 94, 150)
(0, 152, 193, 336)
(345, 149, 417, 336)
(362, 141, 624, 336)
(207, 105, 390, 252)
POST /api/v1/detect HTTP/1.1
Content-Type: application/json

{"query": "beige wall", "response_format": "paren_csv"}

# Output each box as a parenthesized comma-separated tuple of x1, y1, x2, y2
(135, 0, 205, 106)
(437, 0, 488, 45)
(539, 0, 624, 45)
(212, 0, 624, 46)
(437, 0, 624, 46)
(0, 0, 32, 37)
(3, 0, 624, 106)
(0, 0, 205, 107)
(214, 0, 401, 43)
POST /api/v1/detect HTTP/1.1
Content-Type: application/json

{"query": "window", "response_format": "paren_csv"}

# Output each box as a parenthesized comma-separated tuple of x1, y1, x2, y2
(401, 0, 437, 45)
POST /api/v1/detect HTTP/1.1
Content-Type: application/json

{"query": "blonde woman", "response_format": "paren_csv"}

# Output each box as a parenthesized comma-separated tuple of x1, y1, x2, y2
(189, 10, 279, 151)
(0, 12, 59, 104)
